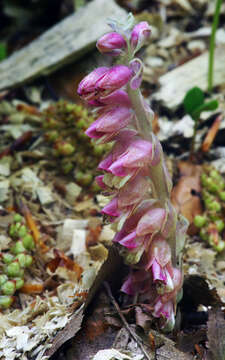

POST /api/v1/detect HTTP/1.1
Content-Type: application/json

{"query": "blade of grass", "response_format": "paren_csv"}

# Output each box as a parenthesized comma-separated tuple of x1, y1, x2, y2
(208, 0, 223, 92)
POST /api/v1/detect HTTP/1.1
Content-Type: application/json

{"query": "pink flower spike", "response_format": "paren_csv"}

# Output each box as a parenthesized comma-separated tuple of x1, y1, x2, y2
(136, 208, 166, 237)
(77, 67, 108, 100)
(97, 32, 126, 55)
(130, 22, 151, 51)
(101, 197, 121, 217)
(95, 65, 133, 97)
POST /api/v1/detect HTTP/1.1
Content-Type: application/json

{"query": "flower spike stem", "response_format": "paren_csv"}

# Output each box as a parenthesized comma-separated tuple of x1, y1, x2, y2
(78, 14, 188, 331)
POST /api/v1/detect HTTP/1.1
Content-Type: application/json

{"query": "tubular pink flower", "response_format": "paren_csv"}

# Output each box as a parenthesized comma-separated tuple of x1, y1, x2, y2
(152, 259, 167, 282)
(113, 200, 155, 249)
(77, 67, 108, 100)
(118, 173, 149, 209)
(136, 208, 167, 237)
(95, 65, 133, 97)
(97, 32, 126, 55)
(85, 106, 133, 141)
(145, 236, 171, 270)
(130, 21, 151, 51)
(101, 197, 121, 217)
(98, 129, 137, 171)
(88, 90, 131, 108)
(108, 139, 153, 176)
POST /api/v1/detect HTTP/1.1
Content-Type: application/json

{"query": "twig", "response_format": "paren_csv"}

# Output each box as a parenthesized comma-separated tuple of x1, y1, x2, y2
(103, 281, 152, 360)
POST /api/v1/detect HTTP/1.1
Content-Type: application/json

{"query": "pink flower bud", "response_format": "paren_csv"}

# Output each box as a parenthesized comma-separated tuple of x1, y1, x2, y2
(130, 22, 151, 51)
(95, 65, 133, 97)
(96, 32, 126, 55)
(85, 106, 133, 141)
(77, 67, 108, 100)
(108, 139, 153, 176)
(136, 208, 167, 237)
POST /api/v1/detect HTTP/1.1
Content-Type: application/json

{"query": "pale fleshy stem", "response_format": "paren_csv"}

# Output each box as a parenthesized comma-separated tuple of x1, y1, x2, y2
(127, 82, 177, 265)
(127, 86, 171, 202)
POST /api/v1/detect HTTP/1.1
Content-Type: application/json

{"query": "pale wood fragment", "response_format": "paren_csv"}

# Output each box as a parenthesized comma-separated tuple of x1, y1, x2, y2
(0, 0, 126, 91)
(152, 46, 225, 109)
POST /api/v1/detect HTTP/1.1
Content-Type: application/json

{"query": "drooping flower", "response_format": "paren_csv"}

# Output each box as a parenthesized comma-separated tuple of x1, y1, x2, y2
(88, 90, 131, 108)
(130, 21, 151, 52)
(136, 208, 167, 237)
(95, 65, 133, 97)
(77, 67, 108, 100)
(101, 172, 149, 217)
(85, 106, 133, 142)
(96, 32, 126, 55)
(108, 139, 153, 176)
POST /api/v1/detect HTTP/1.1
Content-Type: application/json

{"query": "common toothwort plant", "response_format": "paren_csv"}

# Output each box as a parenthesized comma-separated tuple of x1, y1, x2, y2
(78, 14, 188, 331)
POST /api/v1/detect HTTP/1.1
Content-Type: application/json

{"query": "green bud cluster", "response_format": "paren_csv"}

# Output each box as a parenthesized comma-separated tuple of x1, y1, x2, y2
(42, 100, 111, 192)
(194, 166, 225, 252)
(0, 213, 35, 309)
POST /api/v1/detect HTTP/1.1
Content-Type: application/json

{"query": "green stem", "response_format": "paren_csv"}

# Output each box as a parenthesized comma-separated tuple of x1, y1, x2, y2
(208, 0, 223, 92)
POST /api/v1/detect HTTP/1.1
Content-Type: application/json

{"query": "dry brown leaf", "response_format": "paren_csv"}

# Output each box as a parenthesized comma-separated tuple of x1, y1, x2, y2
(46, 248, 83, 280)
(171, 162, 203, 234)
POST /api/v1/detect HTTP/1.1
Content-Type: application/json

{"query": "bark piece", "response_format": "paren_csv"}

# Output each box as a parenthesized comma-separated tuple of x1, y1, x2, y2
(153, 46, 225, 109)
(0, 0, 126, 91)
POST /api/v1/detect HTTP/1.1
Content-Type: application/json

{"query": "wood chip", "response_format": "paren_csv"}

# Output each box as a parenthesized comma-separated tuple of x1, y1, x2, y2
(0, 0, 126, 91)
(153, 46, 225, 109)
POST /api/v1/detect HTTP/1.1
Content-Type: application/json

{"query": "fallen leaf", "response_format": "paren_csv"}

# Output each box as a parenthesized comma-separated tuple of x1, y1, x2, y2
(171, 162, 203, 234)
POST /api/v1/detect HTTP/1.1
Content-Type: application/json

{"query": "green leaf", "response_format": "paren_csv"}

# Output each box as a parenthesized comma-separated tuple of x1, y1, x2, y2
(183, 86, 204, 115)
(192, 99, 219, 120)
(0, 43, 7, 61)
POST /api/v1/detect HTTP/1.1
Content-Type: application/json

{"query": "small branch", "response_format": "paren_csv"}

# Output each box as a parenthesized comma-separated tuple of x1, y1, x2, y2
(103, 282, 152, 360)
